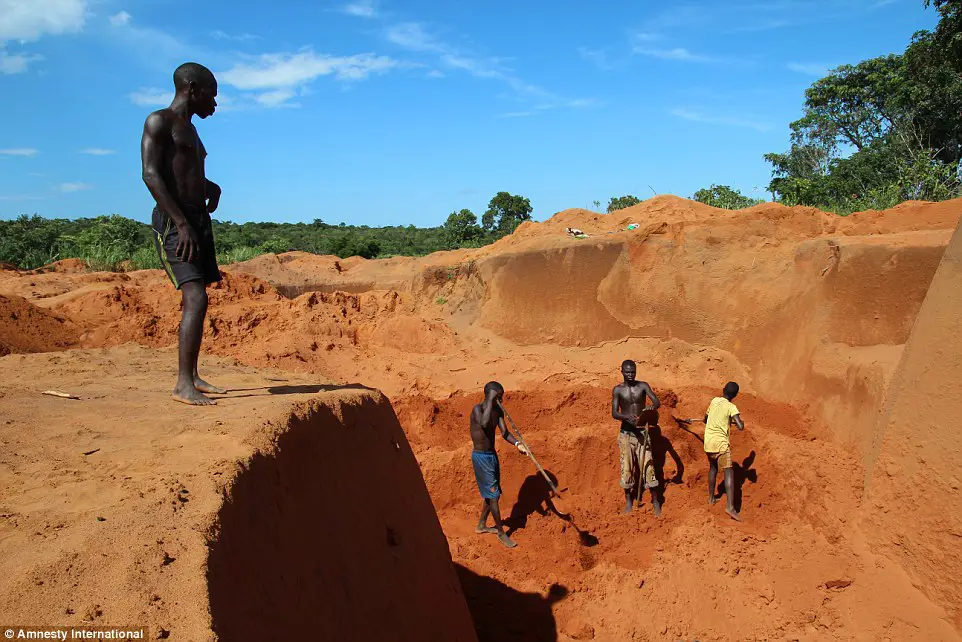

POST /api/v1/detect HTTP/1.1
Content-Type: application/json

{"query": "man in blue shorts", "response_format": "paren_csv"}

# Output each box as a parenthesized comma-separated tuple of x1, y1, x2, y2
(470, 382, 528, 548)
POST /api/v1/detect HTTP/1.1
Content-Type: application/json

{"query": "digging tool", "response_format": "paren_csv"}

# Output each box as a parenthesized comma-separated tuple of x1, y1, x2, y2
(673, 416, 704, 440)
(497, 401, 567, 514)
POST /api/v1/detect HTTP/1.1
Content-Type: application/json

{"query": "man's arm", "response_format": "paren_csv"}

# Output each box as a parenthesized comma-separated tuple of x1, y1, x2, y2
(141, 112, 200, 262)
(640, 382, 661, 411)
(206, 179, 221, 214)
(498, 416, 526, 453)
(611, 387, 637, 424)
(732, 414, 745, 431)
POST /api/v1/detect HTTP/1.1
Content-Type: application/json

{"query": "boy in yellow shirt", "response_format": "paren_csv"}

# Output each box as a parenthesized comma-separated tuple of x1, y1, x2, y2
(703, 382, 745, 521)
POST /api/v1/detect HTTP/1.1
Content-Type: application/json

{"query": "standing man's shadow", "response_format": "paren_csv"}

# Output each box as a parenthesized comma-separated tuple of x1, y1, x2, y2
(637, 410, 685, 509)
(716, 450, 757, 512)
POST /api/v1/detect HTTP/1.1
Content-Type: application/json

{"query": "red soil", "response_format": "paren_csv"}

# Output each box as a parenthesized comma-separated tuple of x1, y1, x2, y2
(1, 196, 961, 639)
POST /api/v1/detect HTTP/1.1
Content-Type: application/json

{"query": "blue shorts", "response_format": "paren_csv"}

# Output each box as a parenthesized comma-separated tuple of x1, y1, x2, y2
(472, 450, 502, 499)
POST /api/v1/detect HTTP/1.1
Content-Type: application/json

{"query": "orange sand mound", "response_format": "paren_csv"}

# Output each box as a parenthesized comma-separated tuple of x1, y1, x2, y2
(1, 195, 961, 639)
(0, 347, 476, 641)
(0, 293, 79, 355)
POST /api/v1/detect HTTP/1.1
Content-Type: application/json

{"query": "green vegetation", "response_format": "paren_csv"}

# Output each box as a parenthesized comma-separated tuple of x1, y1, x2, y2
(692, 185, 763, 210)
(762, 0, 962, 213)
(607, 195, 641, 212)
(0, 191, 534, 271)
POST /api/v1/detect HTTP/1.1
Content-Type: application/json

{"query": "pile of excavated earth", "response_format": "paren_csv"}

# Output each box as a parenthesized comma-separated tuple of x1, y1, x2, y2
(1, 195, 960, 640)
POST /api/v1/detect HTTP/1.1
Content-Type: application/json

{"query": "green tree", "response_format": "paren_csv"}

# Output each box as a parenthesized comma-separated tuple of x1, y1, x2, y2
(442, 209, 483, 248)
(481, 192, 533, 234)
(764, 10, 962, 210)
(692, 185, 763, 210)
(607, 195, 641, 212)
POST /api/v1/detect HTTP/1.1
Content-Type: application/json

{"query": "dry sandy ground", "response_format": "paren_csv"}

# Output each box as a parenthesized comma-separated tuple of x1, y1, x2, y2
(1, 196, 961, 640)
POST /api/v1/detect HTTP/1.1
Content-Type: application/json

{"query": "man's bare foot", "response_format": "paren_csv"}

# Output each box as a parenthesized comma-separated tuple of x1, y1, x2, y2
(653, 502, 662, 517)
(497, 532, 517, 548)
(193, 377, 226, 394)
(725, 507, 742, 522)
(475, 526, 498, 535)
(173, 385, 216, 406)
(709, 495, 719, 506)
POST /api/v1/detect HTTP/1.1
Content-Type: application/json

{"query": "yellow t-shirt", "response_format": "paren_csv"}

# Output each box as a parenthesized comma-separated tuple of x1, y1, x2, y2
(704, 397, 739, 453)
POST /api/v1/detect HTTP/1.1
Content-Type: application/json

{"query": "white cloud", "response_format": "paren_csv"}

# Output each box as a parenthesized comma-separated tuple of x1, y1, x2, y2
(0, 0, 86, 42)
(59, 182, 92, 192)
(28, 172, 45, 176)
(669, 108, 770, 132)
(385, 22, 443, 53)
(211, 29, 258, 42)
(129, 87, 173, 107)
(254, 89, 298, 107)
(498, 111, 535, 118)
(787, 62, 829, 76)
(80, 148, 114, 155)
(107, 11, 193, 70)
(633, 47, 716, 63)
(109, 11, 131, 27)
(221, 50, 396, 90)
(0, 148, 39, 156)
(0, 50, 43, 74)
(426, 69, 444, 78)
(343, 0, 377, 18)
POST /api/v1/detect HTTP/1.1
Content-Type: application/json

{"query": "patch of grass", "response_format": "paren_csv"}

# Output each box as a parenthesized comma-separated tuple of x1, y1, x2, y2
(217, 245, 265, 265)
(436, 297, 447, 305)
(130, 246, 162, 270)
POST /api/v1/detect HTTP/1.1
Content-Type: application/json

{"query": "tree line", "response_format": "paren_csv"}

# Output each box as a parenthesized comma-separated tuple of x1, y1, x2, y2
(1, 1, 957, 271)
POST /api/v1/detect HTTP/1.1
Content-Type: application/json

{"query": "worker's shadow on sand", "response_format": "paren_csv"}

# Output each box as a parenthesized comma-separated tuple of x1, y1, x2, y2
(224, 383, 374, 398)
(638, 412, 685, 509)
(505, 471, 599, 547)
(716, 450, 758, 512)
(457, 563, 568, 642)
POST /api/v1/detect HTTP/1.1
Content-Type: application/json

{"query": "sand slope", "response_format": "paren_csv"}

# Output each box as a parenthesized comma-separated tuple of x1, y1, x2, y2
(0, 347, 476, 641)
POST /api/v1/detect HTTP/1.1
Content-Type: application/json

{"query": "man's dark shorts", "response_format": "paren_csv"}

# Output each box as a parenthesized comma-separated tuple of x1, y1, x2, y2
(152, 205, 221, 290)
(472, 450, 502, 499)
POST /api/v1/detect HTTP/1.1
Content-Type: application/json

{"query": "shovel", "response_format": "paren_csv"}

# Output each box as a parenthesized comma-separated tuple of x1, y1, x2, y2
(498, 401, 568, 516)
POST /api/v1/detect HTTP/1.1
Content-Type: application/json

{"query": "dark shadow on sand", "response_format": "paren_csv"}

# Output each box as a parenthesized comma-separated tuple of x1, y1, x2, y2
(224, 383, 374, 398)
(715, 450, 758, 512)
(504, 470, 599, 546)
(457, 564, 567, 642)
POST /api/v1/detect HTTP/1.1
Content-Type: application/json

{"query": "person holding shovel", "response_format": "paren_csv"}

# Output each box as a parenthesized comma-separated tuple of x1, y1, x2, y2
(470, 381, 528, 548)
(703, 381, 745, 521)
(612, 360, 662, 515)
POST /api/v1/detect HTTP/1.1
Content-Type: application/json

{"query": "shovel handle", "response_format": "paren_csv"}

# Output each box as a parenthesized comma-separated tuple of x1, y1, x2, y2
(498, 402, 561, 496)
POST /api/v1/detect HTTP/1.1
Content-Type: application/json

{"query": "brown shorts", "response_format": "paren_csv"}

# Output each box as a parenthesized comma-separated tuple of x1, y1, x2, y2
(619, 430, 657, 491)
(707, 450, 732, 469)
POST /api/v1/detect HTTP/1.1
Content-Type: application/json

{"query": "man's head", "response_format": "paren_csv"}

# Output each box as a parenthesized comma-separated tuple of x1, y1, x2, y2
(723, 381, 739, 400)
(621, 359, 636, 383)
(173, 62, 217, 118)
(484, 381, 504, 401)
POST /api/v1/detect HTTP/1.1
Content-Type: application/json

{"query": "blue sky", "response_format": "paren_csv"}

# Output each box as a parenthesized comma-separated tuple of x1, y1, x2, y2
(0, 0, 940, 226)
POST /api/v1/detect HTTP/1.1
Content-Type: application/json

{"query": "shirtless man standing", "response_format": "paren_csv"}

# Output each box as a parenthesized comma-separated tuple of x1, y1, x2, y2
(141, 62, 224, 406)
(611, 360, 662, 515)
(470, 382, 528, 548)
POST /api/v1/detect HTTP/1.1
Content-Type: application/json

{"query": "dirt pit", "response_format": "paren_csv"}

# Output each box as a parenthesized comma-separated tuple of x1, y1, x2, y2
(397, 386, 954, 640)
(2, 197, 961, 640)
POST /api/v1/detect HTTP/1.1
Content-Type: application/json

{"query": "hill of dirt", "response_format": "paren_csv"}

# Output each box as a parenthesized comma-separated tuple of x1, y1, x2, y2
(0, 347, 476, 641)
(1, 196, 960, 639)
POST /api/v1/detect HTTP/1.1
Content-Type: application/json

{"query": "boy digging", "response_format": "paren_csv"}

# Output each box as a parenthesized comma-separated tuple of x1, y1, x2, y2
(704, 382, 745, 521)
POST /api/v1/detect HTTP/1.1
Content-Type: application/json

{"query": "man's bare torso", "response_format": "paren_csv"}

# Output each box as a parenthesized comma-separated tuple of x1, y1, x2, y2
(470, 404, 502, 452)
(614, 381, 652, 431)
(154, 109, 208, 212)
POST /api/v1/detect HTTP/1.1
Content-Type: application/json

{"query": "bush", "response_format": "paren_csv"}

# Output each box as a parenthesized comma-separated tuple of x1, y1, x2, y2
(607, 195, 641, 212)
(691, 185, 763, 210)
